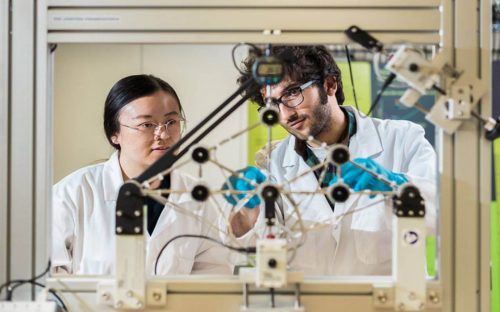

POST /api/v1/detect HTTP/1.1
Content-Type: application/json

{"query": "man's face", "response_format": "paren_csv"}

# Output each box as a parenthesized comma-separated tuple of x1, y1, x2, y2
(261, 77, 332, 140)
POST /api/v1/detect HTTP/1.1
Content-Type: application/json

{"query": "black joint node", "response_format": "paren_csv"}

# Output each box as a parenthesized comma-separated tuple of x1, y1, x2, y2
(268, 258, 277, 268)
(328, 144, 350, 165)
(261, 185, 279, 201)
(328, 183, 350, 203)
(191, 184, 210, 202)
(409, 63, 420, 72)
(392, 184, 426, 218)
(260, 107, 280, 126)
(192, 146, 210, 164)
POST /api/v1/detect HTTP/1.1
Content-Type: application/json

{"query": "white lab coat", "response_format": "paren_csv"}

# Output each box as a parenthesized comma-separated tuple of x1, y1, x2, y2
(229, 107, 437, 276)
(52, 151, 231, 275)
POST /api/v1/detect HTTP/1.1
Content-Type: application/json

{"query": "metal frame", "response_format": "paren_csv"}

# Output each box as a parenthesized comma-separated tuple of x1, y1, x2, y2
(9, 0, 36, 300)
(1, 0, 491, 310)
(0, 0, 11, 290)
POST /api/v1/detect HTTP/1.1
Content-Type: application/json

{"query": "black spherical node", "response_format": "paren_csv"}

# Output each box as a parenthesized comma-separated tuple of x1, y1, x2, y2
(330, 184, 350, 203)
(191, 184, 210, 202)
(268, 258, 277, 268)
(192, 146, 209, 164)
(409, 63, 420, 72)
(260, 185, 279, 201)
(330, 145, 350, 165)
(260, 107, 280, 126)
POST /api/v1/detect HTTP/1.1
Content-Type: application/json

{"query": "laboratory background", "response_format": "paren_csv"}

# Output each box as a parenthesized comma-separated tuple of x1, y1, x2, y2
(1, 1, 499, 311)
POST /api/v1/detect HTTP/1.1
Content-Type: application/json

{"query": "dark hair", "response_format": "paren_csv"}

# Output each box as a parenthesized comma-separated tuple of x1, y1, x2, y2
(103, 74, 184, 150)
(238, 45, 344, 106)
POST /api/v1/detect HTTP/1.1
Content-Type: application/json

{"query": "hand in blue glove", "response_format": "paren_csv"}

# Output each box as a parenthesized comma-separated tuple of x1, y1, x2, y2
(222, 166, 266, 208)
(330, 158, 408, 193)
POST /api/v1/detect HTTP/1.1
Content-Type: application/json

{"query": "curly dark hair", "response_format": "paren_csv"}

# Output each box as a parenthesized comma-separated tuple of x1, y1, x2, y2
(237, 45, 344, 107)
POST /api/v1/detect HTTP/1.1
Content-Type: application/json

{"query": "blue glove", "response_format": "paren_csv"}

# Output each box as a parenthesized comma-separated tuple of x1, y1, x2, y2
(330, 158, 408, 193)
(222, 166, 266, 208)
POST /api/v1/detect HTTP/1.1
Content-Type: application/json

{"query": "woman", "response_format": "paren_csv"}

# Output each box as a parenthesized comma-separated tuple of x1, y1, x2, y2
(51, 75, 231, 275)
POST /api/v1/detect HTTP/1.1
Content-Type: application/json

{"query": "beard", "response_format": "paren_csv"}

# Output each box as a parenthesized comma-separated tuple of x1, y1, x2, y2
(308, 100, 332, 139)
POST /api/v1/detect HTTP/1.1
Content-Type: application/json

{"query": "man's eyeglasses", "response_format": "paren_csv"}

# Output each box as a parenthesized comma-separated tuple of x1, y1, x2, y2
(120, 117, 185, 136)
(260, 80, 318, 110)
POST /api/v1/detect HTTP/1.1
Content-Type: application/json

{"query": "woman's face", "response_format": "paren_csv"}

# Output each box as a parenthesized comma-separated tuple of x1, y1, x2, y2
(111, 91, 183, 178)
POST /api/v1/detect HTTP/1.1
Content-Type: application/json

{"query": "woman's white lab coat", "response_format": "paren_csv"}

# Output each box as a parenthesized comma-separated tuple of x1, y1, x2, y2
(232, 107, 437, 276)
(52, 151, 231, 275)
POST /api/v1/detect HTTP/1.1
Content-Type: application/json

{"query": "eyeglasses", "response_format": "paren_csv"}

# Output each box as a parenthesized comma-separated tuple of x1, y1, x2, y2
(262, 80, 318, 110)
(120, 117, 185, 136)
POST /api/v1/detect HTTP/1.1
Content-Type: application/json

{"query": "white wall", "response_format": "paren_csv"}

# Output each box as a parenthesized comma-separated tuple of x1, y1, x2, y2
(54, 44, 248, 187)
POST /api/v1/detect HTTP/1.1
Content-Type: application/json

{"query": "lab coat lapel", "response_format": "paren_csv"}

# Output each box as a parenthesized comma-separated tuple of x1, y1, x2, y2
(347, 107, 390, 232)
(281, 136, 332, 222)
(347, 107, 384, 159)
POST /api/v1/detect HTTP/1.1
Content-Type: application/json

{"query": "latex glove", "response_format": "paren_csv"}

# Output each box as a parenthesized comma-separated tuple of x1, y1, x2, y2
(330, 158, 408, 193)
(222, 166, 266, 208)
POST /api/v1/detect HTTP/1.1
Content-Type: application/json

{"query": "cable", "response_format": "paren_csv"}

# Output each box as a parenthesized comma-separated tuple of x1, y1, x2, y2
(0, 260, 51, 300)
(367, 72, 397, 116)
(344, 45, 360, 113)
(154, 234, 256, 275)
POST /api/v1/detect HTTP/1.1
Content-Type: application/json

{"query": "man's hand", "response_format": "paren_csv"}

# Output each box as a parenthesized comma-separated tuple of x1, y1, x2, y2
(222, 166, 266, 208)
(330, 158, 408, 192)
(222, 166, 266, 237)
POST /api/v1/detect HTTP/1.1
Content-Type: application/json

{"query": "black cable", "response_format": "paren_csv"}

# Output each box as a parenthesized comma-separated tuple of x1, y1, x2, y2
(232, 42, 262, 74)
(4, 280, 68, 312)
(367, 73, 397, 116)
(344, 45, 360, 113)
(0, 260, 51, 300)
(0, 260, 51, 301)
(154, 234, 256, 275)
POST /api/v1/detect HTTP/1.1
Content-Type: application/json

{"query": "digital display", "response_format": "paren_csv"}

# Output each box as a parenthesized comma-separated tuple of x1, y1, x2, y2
(257, 63, 283, 76)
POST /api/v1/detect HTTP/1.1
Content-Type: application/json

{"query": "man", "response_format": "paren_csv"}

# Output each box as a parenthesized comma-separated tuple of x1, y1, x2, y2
(223, 45, 436, 275)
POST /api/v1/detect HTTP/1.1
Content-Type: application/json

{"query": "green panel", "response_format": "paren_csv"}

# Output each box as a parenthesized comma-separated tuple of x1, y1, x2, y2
(493, 202, 499, 312)
(426, 236, 436, 277)
(247, 61, 372, 164)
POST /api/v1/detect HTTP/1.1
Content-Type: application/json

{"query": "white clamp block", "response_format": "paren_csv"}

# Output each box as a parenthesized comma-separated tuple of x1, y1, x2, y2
(256, 239, 288, 288)
(386, 46, 440, 94)
(447, 84, 472, 120)
(393, 216, 427, 311)
(400, 88, 423, 108)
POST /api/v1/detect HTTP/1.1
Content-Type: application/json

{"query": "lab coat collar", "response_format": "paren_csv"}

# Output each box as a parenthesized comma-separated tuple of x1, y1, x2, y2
(281, 106, 383, 168)
(103, 151, 124, 202)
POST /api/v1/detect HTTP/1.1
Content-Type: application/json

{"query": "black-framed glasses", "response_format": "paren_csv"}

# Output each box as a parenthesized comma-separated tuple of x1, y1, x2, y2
(120, 116, 185, 136)
(260, 80, 318, 110)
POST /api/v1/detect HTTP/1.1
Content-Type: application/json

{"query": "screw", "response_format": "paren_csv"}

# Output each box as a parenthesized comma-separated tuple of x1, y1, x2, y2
(408, 292, 416, 300)
(116, 211, 122, 217)
(126, 290, 133, 297)
(136, 300, 143, 308)
(116, 227, 123, 233)
(377, 292, 387, 304)
(134, 227, 141, 233)
(429, 291, 440, 304)
(101, 292, 110, 301)
(125, 191, 131, 196)
(153, 292, 162, 301)
(115, 300, 123, 308)
(398, 303, 406, 311)
(134, 210, 141, 217)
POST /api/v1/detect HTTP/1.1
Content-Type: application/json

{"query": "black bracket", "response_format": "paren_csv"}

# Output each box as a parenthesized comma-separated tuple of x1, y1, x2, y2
(344, 25, 384, 52)
(392, 184, 426, 218)
(115, 181, 144, 235)
(261, 184, 280, 226)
